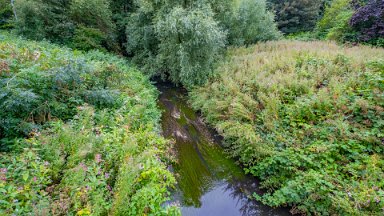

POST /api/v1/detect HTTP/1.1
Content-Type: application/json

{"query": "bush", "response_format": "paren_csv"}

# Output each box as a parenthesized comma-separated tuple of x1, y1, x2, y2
(190, 40, 384, 215)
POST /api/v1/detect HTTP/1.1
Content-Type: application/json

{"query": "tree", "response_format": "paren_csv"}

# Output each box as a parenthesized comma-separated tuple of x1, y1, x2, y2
(10, 0, 17, 20)
(69, 0, 117, 50)
(126, 0, 227, 87)
(316, 0, 355, 42)
(0, 0, 13, 29)
(156, 6, 226, 87)
(14, 0, 116, 50)
(126, 0, 279, 87)
(69, 0, 114, 33)
(268, 0, 323, 34)
(228, 0, 280, 46)
(110, 0, 133, 52)
(15, 0, 74, 43)
(350, 0, 384, 46)
(125, 0, 159, 76)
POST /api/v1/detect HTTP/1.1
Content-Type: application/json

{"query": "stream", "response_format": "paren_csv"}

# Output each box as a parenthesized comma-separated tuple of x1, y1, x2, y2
(158, 83, 291, 216)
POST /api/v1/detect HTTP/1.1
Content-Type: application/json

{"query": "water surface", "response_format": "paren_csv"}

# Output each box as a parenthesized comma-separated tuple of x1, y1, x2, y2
(158, 83, 290, 216)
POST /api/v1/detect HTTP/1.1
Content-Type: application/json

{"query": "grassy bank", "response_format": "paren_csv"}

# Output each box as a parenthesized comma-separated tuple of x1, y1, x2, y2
(0, 32, 179, 215)
(190, 40, 384, 215)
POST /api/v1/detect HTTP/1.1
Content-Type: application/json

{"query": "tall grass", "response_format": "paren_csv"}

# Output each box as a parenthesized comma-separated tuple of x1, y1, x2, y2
(190, 40, 384, 215)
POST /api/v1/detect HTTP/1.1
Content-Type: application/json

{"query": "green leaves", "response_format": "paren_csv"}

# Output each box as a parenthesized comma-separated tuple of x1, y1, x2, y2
(190, 40, 384, 215)
(0, 33, 178, 215)
(268, 0, 324, 34)
(21, 172, 29, 182)
(227, 0, 281, 46)
(126, 0, 279, 88)
(155, 5, 226, 88)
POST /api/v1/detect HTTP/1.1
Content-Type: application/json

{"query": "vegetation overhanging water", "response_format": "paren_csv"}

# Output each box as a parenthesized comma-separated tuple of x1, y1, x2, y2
(157, 82, 290, 216)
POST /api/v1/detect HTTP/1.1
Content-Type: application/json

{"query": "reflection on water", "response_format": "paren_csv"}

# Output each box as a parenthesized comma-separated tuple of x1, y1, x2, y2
(158, 83, 290, 216)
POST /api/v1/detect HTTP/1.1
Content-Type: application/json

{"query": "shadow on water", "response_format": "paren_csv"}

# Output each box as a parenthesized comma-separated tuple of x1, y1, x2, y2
(157, 82, 291, 216)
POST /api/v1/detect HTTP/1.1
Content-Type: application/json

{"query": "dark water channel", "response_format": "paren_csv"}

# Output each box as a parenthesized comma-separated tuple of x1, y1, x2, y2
(158, 83, 290, 216)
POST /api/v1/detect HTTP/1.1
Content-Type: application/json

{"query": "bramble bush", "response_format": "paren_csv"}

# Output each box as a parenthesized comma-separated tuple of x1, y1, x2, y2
(190, 40, 384, 215)
(0, 32, 179, 215)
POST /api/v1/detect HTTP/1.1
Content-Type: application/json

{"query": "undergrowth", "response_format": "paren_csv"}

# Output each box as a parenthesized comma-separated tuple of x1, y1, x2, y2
(0, 31, 179, 215)
(190, 40, 384, 215)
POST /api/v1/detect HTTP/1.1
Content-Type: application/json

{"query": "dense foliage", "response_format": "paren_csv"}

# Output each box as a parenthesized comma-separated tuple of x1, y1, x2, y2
(268, 0, 324, 34)
(350, 0, 384, 46)
(190, 41, 384, 215)
(13, 0, 117, 51)
(315, 0, 383, 47)
(0, 0, 14, 29)
(226, 0, 281, 46)
(0, 32, 179, 215)
(10, 0, 279, 87)
(125, 0, 279, 87)
(3, 0, 383, 215)
(316, 0, 356, 42)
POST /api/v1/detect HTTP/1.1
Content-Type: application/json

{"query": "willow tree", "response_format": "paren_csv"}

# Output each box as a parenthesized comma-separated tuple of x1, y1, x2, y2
(126, 0, 226, 87)
(126, 0, 279, 87)
(156, 6, 226, 87)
